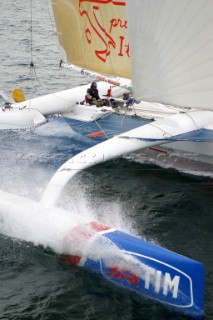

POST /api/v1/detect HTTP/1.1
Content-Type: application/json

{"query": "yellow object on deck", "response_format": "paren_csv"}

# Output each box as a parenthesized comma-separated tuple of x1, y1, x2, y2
(12, 88, 26, 102)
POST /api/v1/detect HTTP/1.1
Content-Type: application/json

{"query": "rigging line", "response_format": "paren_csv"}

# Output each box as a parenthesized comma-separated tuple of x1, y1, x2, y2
(30, 0, 33, 65)
(184, 112, 201, 131)
(148, 111, 201, 138)
(29, 1, 46, 97)
(28, 1, 77, 97)
(45, 0, 67, 80)
(29, 64, 38, 96)
(30, 63, 45, 89)
(30, 60, 81, 104)
(29, 0, 41, 94)
(119, 108, 139, 128)
(94, 120, 110, 139)
(27, 0, 35, 110)
(58, 101, 77, 114)
(128, 102, 138, 117)
(119, 107, 130, 127)
(28, 0, 55, 94)
(27, 7, 66, 99)
(148, 122, 173, 138)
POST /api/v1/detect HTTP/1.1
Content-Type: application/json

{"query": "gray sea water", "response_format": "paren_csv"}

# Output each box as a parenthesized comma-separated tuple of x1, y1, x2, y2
(0, 1, 213, 319)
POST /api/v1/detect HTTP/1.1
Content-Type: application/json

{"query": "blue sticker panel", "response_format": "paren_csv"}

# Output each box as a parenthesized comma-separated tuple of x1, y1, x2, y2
(83, 230, 204, 318)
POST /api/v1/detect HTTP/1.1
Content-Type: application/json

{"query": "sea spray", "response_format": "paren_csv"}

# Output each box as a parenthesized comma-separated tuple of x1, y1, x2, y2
(0, 188, 133, 254)
(0, 188, 175, 300)
(0, 190, 88, 253)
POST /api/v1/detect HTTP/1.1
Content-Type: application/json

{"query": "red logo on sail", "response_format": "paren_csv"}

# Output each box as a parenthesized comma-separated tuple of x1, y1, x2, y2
(79, 0, 130, 62)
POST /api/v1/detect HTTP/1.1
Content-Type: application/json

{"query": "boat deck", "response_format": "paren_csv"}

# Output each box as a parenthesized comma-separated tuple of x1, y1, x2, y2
(116, 101, 187, 121)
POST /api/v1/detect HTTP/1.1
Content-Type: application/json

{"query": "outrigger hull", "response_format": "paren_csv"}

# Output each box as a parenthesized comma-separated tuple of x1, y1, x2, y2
(4, 80, 213, 174)
(61, 220, 204, 318)
(64, 111, 213, 174)
(0, 190, 204, 319)
(0, 108, 46, 130)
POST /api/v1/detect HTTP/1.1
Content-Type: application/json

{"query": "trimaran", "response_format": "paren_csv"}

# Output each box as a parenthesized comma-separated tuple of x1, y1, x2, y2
(1, 0, 213, 174)
(1, 0, 211, 317)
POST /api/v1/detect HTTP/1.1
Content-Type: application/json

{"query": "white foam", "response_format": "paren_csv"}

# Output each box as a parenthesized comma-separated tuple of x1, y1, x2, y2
(0, 190, 89, 253)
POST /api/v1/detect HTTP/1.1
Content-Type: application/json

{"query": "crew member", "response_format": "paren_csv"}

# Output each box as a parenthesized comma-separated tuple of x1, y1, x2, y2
(86, 82, 101, 105)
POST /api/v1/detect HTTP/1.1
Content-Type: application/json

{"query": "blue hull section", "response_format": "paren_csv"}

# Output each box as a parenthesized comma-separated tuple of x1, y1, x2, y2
(65, 113, 150, 142)
(132, 128, 213, 143)
(83, 229, 204, 319)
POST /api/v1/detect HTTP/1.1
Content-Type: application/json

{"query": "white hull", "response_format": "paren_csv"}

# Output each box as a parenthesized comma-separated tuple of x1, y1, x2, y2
(1, 82, 212, 174)
(132, 141, 213, 176)
(1, 80, 128, 130)
(42, 110, 213, 206)
(0, 190, 204, 319)
(11, 81, 130, 116)
(1, 80, 129, 129)
(164, 141, 213, 164)
(131, 113, 213, 174)
(0, 108, 46, 130)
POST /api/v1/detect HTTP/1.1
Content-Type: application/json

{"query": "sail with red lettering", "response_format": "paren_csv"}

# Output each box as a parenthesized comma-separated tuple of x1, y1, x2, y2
(51, 0, 131, 79)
